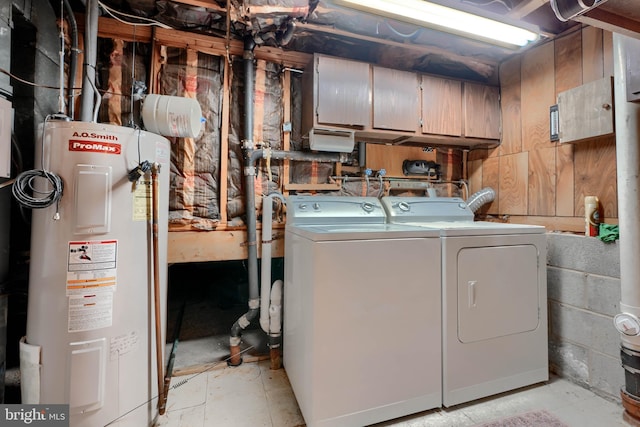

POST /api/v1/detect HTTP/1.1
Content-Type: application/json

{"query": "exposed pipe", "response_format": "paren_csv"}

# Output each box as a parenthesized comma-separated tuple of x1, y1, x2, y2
(250, 148, 349, 165)
(151, 163, 166, 415)
(269, 279, 283, 370)
(229, 36, 258, 367)
(612, 33, 640, 416)
(277, 20, 296, 47)
(259, 194, 275, 334)
(80, 0, 99, 122)
(63, 0, 78, 119)
(260, 194, 285, 370)
(466, 187, 496, 213)
(228, 66, 347, 365)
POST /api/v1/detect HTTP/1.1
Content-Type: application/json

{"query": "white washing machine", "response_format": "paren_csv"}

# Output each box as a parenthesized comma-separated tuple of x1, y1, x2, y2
(382, 196, 548, 407)
(283, 196, 442, 427)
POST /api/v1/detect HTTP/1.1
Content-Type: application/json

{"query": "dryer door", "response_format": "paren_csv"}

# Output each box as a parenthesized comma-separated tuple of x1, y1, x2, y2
(457, 244, 539, 343)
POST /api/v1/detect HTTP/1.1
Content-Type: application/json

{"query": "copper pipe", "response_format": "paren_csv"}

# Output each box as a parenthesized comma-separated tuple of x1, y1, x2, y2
(151, 163, 167, 415)
(229, 345, 242, 366)
(270, 347, 281, 370)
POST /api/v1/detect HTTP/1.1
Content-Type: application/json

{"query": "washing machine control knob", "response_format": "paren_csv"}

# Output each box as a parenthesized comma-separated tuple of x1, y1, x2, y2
(398, 202, 410, 212)
(458, 202, 468, 209)
(362, 202, 374, 212)
(313, 203, 321, 210)
(299, 203, 307, 210)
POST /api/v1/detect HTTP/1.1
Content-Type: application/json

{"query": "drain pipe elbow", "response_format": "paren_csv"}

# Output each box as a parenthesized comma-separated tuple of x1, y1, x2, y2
(229, 302, 259, 366)
(466, 187, 496, 213)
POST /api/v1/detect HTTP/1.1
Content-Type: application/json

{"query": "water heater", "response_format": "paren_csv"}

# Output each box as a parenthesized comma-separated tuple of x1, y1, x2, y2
(23, 120, 170, 426)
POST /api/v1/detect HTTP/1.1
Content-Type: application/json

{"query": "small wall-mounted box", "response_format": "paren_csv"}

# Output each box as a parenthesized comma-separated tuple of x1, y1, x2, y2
(556, 77, 614, 144)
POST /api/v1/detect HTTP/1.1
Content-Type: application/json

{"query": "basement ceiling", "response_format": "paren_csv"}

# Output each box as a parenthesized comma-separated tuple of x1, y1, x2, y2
(77, 0, 640, 84)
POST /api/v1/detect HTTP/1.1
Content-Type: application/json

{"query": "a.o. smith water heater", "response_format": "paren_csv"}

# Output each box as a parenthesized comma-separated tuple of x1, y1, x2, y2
(23, 120, 170, 426)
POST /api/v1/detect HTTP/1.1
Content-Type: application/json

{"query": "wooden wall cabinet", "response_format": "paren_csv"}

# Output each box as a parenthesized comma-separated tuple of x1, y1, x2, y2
(372, 66, 420, 132)
(302, 54, 370, 135)
(557, 76, 614, 143)
(421, 75, 462, 137)
(304, 53, 501, 147)
(464, 82, 501, 140)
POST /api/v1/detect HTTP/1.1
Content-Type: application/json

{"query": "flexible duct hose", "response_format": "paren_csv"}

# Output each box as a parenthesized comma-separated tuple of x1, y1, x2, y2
(466, 187, 496, 213)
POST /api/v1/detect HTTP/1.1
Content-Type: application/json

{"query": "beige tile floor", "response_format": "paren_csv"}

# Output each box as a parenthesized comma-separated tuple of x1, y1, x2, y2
(156, 358, 640, 427)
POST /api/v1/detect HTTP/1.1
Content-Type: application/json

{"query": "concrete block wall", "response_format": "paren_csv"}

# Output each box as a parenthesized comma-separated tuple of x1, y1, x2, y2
(547, 232, 624, 401)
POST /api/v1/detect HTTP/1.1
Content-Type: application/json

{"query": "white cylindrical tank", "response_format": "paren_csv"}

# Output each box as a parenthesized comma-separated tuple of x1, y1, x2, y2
(24, 120, 170, 426)
(142, 94, 203, 139)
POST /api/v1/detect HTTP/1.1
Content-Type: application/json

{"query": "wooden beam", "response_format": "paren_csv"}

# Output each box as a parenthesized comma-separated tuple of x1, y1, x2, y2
(169, 0, 226, 13)
(295, 23, 497, 79)
(284, 183, 342, 191)
(153, 28, 311, 69)
(577, 9, 640, 39)
(88, 16, 152, 42)
(168, 229, 284, 263)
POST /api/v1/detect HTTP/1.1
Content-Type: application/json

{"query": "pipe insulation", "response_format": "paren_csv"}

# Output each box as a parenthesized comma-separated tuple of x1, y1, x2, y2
(465, 187, 495, 213)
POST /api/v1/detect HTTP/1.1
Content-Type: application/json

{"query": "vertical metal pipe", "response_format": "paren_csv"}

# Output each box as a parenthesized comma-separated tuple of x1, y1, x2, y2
(229, 36, 258, 366)
(80, 0, 98, 122)
(63, 0, 78, 119)
(243, 36, 258, 315)
(151, 164, 166, 414)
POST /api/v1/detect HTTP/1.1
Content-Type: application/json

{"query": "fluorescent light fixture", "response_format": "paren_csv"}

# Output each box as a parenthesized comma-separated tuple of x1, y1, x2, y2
(333, 0, 540, 48)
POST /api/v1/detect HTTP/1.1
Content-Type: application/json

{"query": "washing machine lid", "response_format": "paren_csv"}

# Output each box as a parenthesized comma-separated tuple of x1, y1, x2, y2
(381, 196, 474, 222)
(286, 222, 440, 241)
(403, 221, 546, 236)
(286, 196, 387, 226)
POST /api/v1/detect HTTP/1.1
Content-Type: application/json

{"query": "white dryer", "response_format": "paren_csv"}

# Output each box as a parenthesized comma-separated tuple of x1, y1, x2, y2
(382, 196, 548, 407)
(284, 196, 442, 427)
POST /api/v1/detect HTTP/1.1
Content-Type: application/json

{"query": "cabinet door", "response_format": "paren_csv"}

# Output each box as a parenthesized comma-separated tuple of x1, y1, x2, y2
(316, 55, 370, 128)
(557, 76, 614, 143)
(372, 66, 420, 132)
(421, 76, 462, 136)
(464, 83, 501, 140)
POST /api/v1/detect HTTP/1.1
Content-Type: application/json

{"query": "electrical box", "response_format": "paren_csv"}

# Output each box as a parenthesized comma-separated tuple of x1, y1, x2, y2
(0, 97, 12, 178)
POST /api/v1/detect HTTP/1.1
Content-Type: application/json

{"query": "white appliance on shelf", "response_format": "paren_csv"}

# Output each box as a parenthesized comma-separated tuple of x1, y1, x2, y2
(283, 196, 442, 427)
(382, 196, 548, 408)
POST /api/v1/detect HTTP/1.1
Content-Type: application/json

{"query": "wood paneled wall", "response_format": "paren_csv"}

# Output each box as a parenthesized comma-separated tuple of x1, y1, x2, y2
(468, 26, 618, 232)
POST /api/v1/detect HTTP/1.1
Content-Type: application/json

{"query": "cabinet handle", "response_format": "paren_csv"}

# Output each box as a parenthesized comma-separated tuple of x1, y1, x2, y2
(602, 103, 611, 110)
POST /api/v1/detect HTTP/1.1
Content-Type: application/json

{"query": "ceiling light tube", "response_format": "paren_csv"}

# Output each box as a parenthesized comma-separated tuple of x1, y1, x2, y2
(333, 0, 540, 48)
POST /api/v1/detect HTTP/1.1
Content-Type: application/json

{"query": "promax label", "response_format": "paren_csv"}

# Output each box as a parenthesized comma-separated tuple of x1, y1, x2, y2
(69, 139, 122, 154)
